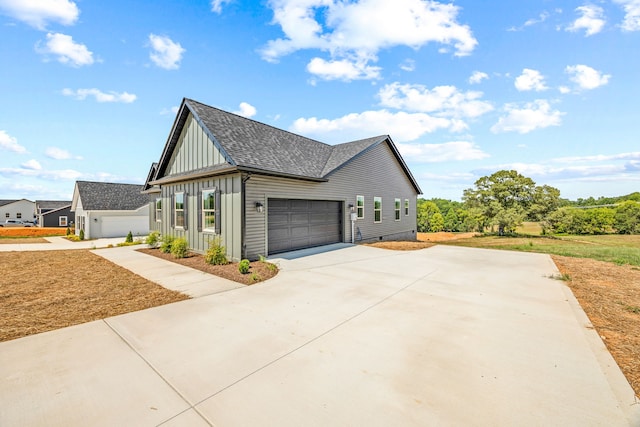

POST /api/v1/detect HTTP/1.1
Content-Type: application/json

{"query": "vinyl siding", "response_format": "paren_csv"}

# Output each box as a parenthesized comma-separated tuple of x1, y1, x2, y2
(158, 174, 242, 260)
(245, 142, 418, 258)
(167, 114, 229, 175)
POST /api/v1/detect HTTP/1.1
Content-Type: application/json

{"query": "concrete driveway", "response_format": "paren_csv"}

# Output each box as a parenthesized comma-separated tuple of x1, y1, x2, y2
(1, 245, 638, 426)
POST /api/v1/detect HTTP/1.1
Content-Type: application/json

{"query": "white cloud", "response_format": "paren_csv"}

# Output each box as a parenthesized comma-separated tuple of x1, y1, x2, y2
(397, 141, 489, 163)
(565, 64, 610, 90)
(211, 0, 232, 13)
(0, 0, 79, 30)
(62, 88, 137, 103)
(566, 4, 605, 36)
(291, 109, 461, 143)
(0, 130, 27, 153)
(468, 71, 488, 84)
(160, 106, 180, 115)
(0, 167, 83, 181)
(491, 100, 564, 134)
(514, 68, 548, 91)
(306, 56, 381, 81)
(148, 34, 185, 70)
(378, 82, 493, 119)
(508, 11, 550, 31)
(36, 33, 93, 67)
(399, 59, 416, 72)
(233, 102, 257, 118)
(552, 151, 640, 163)
(558, 86, 571, 94)
(45, 146, 82, 160)
(261, 0, 477, 79)
(21, 159, 41, 170)
(615, 0, 640, 31)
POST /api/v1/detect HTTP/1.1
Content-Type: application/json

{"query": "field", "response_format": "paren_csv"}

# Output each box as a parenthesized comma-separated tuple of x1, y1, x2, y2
(0, 227, 68, 239)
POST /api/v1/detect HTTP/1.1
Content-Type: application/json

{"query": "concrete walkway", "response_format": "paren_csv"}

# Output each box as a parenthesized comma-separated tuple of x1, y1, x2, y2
(1, 244, 639, 426)
(0, 236, 129, 251)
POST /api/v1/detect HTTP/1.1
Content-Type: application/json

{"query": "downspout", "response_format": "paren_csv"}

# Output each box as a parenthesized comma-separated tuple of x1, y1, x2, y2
(241, 173, 252, 259)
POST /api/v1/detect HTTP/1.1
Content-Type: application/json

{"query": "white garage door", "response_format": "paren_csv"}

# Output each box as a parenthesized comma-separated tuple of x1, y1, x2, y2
(100, 216, 149, 238)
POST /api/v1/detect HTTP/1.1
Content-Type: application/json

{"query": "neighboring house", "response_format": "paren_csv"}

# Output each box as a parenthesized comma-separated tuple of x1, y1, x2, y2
(35, 200, 72, 227)
(0, 199, 35, 222)
(71, 181, 149, 239)
(144, 98, 422, 261)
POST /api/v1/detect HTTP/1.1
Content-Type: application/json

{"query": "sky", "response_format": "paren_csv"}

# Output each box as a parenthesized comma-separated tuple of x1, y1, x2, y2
(0, 0, 639, 202)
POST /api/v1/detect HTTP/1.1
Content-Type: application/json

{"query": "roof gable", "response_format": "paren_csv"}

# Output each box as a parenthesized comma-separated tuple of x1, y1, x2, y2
(149, 98, 421, 193)
(73, 181, 147, 211)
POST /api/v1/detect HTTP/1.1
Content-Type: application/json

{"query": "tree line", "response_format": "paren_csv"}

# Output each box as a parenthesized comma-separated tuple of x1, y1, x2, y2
(418, 170, 640, 235)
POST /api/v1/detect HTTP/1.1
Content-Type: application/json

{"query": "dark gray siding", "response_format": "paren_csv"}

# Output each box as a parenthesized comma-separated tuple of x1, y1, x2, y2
(41, 206, 72, 227)
(245, 142, 418, 258)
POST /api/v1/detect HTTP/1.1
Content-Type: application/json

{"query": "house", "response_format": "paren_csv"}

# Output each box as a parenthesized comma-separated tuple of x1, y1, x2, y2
(71, 181, 149, 239)
(144, 98, 422, 261)
(0, 199, 35, 223)
(35, 200, 72, 227)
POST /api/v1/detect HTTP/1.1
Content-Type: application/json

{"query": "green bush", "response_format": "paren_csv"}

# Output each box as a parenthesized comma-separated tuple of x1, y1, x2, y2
(160, 235, 175, 253)
(125, 231, 133, 243)
(170, 237, 189, 259)
(79, 229, 84, 241)
(66, 227, 71, 236)
(238, 259, 250, 274)
(145, 231, 161, 248)
(205, 237, 228, 265)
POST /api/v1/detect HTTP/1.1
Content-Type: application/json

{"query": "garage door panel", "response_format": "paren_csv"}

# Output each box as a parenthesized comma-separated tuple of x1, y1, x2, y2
(268, 199, 342, 255)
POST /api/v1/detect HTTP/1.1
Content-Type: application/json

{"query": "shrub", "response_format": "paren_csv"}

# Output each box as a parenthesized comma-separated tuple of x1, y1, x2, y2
(249, 273, 261, 283)
(66, 227, 71, 236)
(170, 237, 189, 259)
(125, 231, 133, 243)
(205, 237, 228, 265)
(79, 229, 84, 241)
(238, 259, 250, 274)
(160, 235, 175, 253)
(145, 231, 161, 248)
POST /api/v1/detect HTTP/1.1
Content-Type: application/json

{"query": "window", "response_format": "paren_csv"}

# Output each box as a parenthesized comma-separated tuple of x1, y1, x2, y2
(16, 213, 21, 219)
(405, 199, 409, 216)
(5, 213, 9, 218)
(202, 189, 216, 231)
(175, 192, 185, 228)
(374, 197, 382, 223)
(155, 198, 162, 222)
(59, 216, 68, 227)
(356, 195, 364, 219)
(395, 198, 401, 221)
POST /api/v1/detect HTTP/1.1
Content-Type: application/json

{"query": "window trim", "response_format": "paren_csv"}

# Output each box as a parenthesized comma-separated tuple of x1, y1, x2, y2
(155, 198, 162, 222)
(202, 188, 217, 233)
(59, 216, 68, 227)
(356, 195, 364, 219)
(175, 192, 185, 229)
(405, 199, 410, 216)
(374, 196, 382, 223)
(395, 198, 401, 221)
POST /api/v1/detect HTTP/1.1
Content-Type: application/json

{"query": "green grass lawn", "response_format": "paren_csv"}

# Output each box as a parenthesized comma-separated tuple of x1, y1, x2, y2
(442, 233, 640, 267)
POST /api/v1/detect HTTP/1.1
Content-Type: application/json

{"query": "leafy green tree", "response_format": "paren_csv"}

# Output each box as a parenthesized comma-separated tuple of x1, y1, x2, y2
(615, 201, 640, 234)
(429, 212, 445, 232)
(528, 185, 561, 221)
(463, 170, 556, 235)
(417, 199, 441, 232)
(444, 209, 459, 232)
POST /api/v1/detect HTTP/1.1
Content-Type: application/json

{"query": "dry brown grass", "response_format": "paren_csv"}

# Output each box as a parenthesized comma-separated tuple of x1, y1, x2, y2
(0, 250, 188, 342)
(0, 227, 67, 238)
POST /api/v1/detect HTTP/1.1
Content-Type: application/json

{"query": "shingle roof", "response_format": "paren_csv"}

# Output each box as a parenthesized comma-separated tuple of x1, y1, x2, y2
(152, 98, 421, 193)
(75, 181, 147, 211)
(0, 200, 19, 208)
(36, 200, 71, 210)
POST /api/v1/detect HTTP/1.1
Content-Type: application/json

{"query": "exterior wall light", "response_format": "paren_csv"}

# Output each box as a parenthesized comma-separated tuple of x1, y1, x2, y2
(255, 202, 264, 213)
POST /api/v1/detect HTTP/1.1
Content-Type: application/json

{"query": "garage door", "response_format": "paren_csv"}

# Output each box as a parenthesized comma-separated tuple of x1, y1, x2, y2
(268, 199, 342, 254)
(100, 216, 149, 238)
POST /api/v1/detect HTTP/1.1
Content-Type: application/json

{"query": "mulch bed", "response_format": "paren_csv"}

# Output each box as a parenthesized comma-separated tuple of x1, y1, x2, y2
(137, 248, 279, 285)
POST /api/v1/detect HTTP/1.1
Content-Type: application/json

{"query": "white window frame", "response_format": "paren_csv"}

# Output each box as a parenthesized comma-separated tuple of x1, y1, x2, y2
(59, 216, 68, 227)
(374, 197, 382, 223)
(405, 199, 409, 216)
(356, 195, 364, 219)
(175, 192, 185, 229)
(202, 188, 217, 232)
(395, 198, 401, 221)
(155, 198, 162, 222)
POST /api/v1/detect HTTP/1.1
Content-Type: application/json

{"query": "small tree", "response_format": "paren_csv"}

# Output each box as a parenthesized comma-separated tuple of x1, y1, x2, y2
(615, 201, 640, 234)
(429, 212, 445, 232)
(125, 231, 133, 243)
(79, 229, 85, 241)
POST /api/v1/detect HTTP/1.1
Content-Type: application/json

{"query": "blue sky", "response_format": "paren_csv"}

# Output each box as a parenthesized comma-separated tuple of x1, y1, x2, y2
(0, 0, 638, 201)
